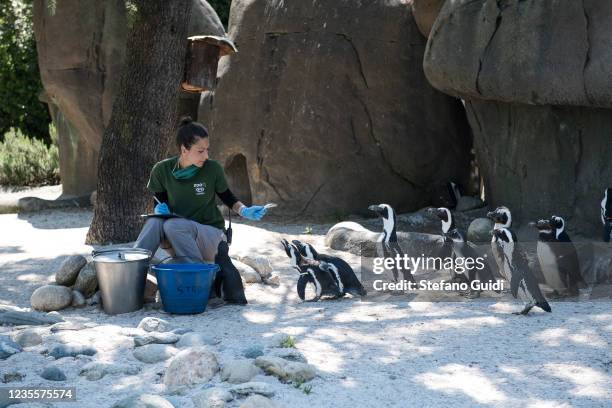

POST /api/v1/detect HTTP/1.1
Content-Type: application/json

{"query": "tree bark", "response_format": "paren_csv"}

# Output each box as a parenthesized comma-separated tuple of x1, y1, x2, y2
(86, 0, 192, 245)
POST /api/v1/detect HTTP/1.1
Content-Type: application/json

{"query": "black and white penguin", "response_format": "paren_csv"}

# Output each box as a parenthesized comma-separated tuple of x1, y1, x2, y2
(281, 239, 340, 302)
(292, 240, 367, 297)
(487, 206, 513, 273)
(490, 227, 552, 315)
(428, 207, 497, 298)
(530, 216, 585, 297)
(602, 188, 612, 242)
(368, 203, 416, 283)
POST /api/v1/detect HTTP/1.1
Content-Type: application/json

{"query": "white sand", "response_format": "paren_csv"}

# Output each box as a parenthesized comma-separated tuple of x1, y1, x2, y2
(1, 208, 611, 408)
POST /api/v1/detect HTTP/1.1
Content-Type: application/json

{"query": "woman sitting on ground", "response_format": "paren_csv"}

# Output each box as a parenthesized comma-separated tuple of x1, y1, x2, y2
(133, 116, 267, 304)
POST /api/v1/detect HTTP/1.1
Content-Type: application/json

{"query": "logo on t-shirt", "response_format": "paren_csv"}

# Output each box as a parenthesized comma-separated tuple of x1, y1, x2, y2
(193, 182, 206, 196)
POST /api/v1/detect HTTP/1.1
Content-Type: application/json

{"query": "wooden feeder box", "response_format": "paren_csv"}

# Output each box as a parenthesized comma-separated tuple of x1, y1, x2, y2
(182, 35, 238, 93)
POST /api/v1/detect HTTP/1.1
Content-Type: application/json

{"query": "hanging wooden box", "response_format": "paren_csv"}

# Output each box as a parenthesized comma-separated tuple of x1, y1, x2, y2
(182, 35, 238, 93)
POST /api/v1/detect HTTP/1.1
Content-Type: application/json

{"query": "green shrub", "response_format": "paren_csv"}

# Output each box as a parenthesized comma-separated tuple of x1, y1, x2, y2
(0, 128, 59, 186)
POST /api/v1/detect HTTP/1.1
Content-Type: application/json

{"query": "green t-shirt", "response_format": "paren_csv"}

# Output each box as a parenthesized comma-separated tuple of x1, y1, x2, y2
(147, 157, 228, 230)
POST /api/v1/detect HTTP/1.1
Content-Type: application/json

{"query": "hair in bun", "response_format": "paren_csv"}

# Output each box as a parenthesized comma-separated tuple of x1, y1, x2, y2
(176, 116, 209, 151)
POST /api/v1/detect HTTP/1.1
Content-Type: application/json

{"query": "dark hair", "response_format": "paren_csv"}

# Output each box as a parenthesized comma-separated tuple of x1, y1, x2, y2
(176, 116, 209, 151)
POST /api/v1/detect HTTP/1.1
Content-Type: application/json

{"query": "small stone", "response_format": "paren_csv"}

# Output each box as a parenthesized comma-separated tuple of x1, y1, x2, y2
(0, 335, 22, 359)
(467, 217, 494, 243)
(133, 344, 177, 364)
(50, 321, 87, 332)
(164, 347, 219, 389)
(49, 343, 97, 359)
(30, 285, 73, 312)
(243, 345, 264, 359)
(0, 305, 64, 326)
(192, 387, 234, 408)
(134, 332, 180, 347)
(137, 317, 172, 333)
(233, 259, 262, 284)
(80, 362, 141, 381)
(41, 365, 66, 381)
(55, 255, 87, 286)
(176, 332, 218, 348)
(171, 328, 193, 335)
(71, 290, 86, 307)
(87, 291, 101, 306)
(230, 382, 275, 397)
(237, 256, 273, 279)
(221, 360, 262, 384)
(254, 356, 316, 383)
(73, 263, 98, 298)
(12, 329, 43, 348)
(2, 370, 24, 383)
(264, 273, 280, 286)
(266, 348, 307, 363)
(240, 395, 280, 408)
(111, 394, 174, 408)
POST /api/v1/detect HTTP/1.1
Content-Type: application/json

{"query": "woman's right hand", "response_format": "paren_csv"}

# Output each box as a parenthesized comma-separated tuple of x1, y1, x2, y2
(154, 203, 170, 215)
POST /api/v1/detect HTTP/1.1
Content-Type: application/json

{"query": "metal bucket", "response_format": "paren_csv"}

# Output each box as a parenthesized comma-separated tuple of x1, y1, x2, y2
(92, 248, 151, 315)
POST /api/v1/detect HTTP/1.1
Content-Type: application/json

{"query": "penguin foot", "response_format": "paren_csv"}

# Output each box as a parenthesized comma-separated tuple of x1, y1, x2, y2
(512, 305, 534, 315)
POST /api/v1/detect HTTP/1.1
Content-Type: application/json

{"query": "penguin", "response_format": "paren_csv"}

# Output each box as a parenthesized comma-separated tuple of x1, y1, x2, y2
(281, 239, 340, 302)
(291, 240, 367, 297)
(428, 207, 497, 298)
(602, 188, 612, 242)
(368, 203, 416, 283)
(487, 206, 513, 274)
(530, 216, 585, 297)
(491, 227, 552, 315)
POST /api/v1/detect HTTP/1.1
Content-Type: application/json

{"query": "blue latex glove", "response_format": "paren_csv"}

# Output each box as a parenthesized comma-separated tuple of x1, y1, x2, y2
(154, 203, 170, 215)
(240, 205, 267, 221)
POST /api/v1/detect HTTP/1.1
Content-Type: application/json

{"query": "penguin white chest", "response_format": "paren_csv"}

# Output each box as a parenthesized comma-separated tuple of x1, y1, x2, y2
(537, 242, 564, 291)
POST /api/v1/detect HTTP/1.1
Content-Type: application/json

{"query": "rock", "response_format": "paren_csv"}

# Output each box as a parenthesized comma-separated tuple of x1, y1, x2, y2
(230, 382, 275, 398)
(12, 329, 43, 348)
(73, 263, 98, 298)
(412, 0, 445, 38)
(239, 395, 280, 408)
(55, 255, 87, 286)
(71, 290, 86, 307)
(30, 285, 73, 312)
(221, 360, 262, 384)
(0, 304, 64, 326)
(111, 394, 174, 408)
(40, 365, 66, 381)
(455, 196, 485, 212)
(134, 332, 180, 347)
(263, 333, 292, 348)
(49, 343, 97, 359)
(243, 345, 264, 359)
(2, 370, 24, 383)
(254, 356, 316, 383)
(87, 291, 101, 306)
(137, 317, 172, 333)
(233, 259, 262, 284)
(266, 348, 307, 363)
(191, 387, 234, 408)
(79, 362, 140, 381)
(467, 218, 494, 244)
(237, 256, 272, 279)
(264, 273, 280, 286)
(50, 321, 87, 332)
(133, 344, 177, 364)
(164, 347, 219, 389)
(176, 332, 218, 348)
(0, 335, 22, 359)
(172, 328, 193, 336)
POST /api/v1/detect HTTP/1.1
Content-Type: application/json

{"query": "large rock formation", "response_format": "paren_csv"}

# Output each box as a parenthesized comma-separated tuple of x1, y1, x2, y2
(33, 1, 226, 196)
(423, 0, 612, 236)
(199, 0, 473, 217)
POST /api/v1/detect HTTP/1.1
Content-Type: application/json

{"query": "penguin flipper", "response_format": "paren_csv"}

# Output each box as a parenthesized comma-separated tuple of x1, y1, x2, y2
(297, 275, 309, 301)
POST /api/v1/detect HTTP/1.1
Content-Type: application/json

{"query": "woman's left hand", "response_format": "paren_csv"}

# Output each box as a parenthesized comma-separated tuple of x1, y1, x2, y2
(240, 205, 267, 221)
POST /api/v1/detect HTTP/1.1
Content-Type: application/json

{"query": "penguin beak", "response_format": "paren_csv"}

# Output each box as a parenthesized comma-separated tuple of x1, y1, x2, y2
(368, 205, 382, 215)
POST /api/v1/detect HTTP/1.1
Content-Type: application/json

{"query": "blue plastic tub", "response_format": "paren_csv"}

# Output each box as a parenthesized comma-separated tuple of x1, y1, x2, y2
(152, 263, 219, 314)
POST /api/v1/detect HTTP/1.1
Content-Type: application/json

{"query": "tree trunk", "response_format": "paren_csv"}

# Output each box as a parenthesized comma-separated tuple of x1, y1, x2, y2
(86, 0, 192, 245)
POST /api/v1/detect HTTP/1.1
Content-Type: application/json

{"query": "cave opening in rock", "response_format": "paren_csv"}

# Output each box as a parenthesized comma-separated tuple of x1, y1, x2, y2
(224, 154, 252, 206)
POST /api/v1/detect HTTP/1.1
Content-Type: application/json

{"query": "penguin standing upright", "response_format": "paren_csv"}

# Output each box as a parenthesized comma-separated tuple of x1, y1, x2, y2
(490, 225, 552, 315)
(487, 206, 513, 273)
(281, 239, 340, 302)
(602, 188, 612, 242)
(368, 204, 416, 283)
(531, 216, 585, 297)
(292, 240, 367, 297)
(428, 207, 497, 298)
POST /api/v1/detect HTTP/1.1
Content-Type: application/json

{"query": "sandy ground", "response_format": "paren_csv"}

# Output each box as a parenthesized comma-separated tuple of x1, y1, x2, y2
(1, 208, 611, 408)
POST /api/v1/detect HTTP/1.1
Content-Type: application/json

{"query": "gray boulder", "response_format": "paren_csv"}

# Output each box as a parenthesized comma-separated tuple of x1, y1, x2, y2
(134, 332, 180, 347)
(200, 0, 472, 218)
(233, 259, 262, 284)
(220, 360, 262, 384)
(467, 218, 493, 244)
(71, 290, 86, 308)
(254, 356, 316, 383)
(164, 347, 219, 389)
(191, 387, 234, 408)
(0, 304, 64, 326)
(55, 255, 87, 286)
(137, 317, 172, 333)
(73, 263, 98, 298)
(133, 344, 177, 364)
(30, 285, 73, 312)
(0, 335, 22, 360)
(237, 256, 272, 279)
(12, 329, 43, 348)
(49, 343, 97, 359)
(40, 365, 66, 381)
(176, 332, 218, 348)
